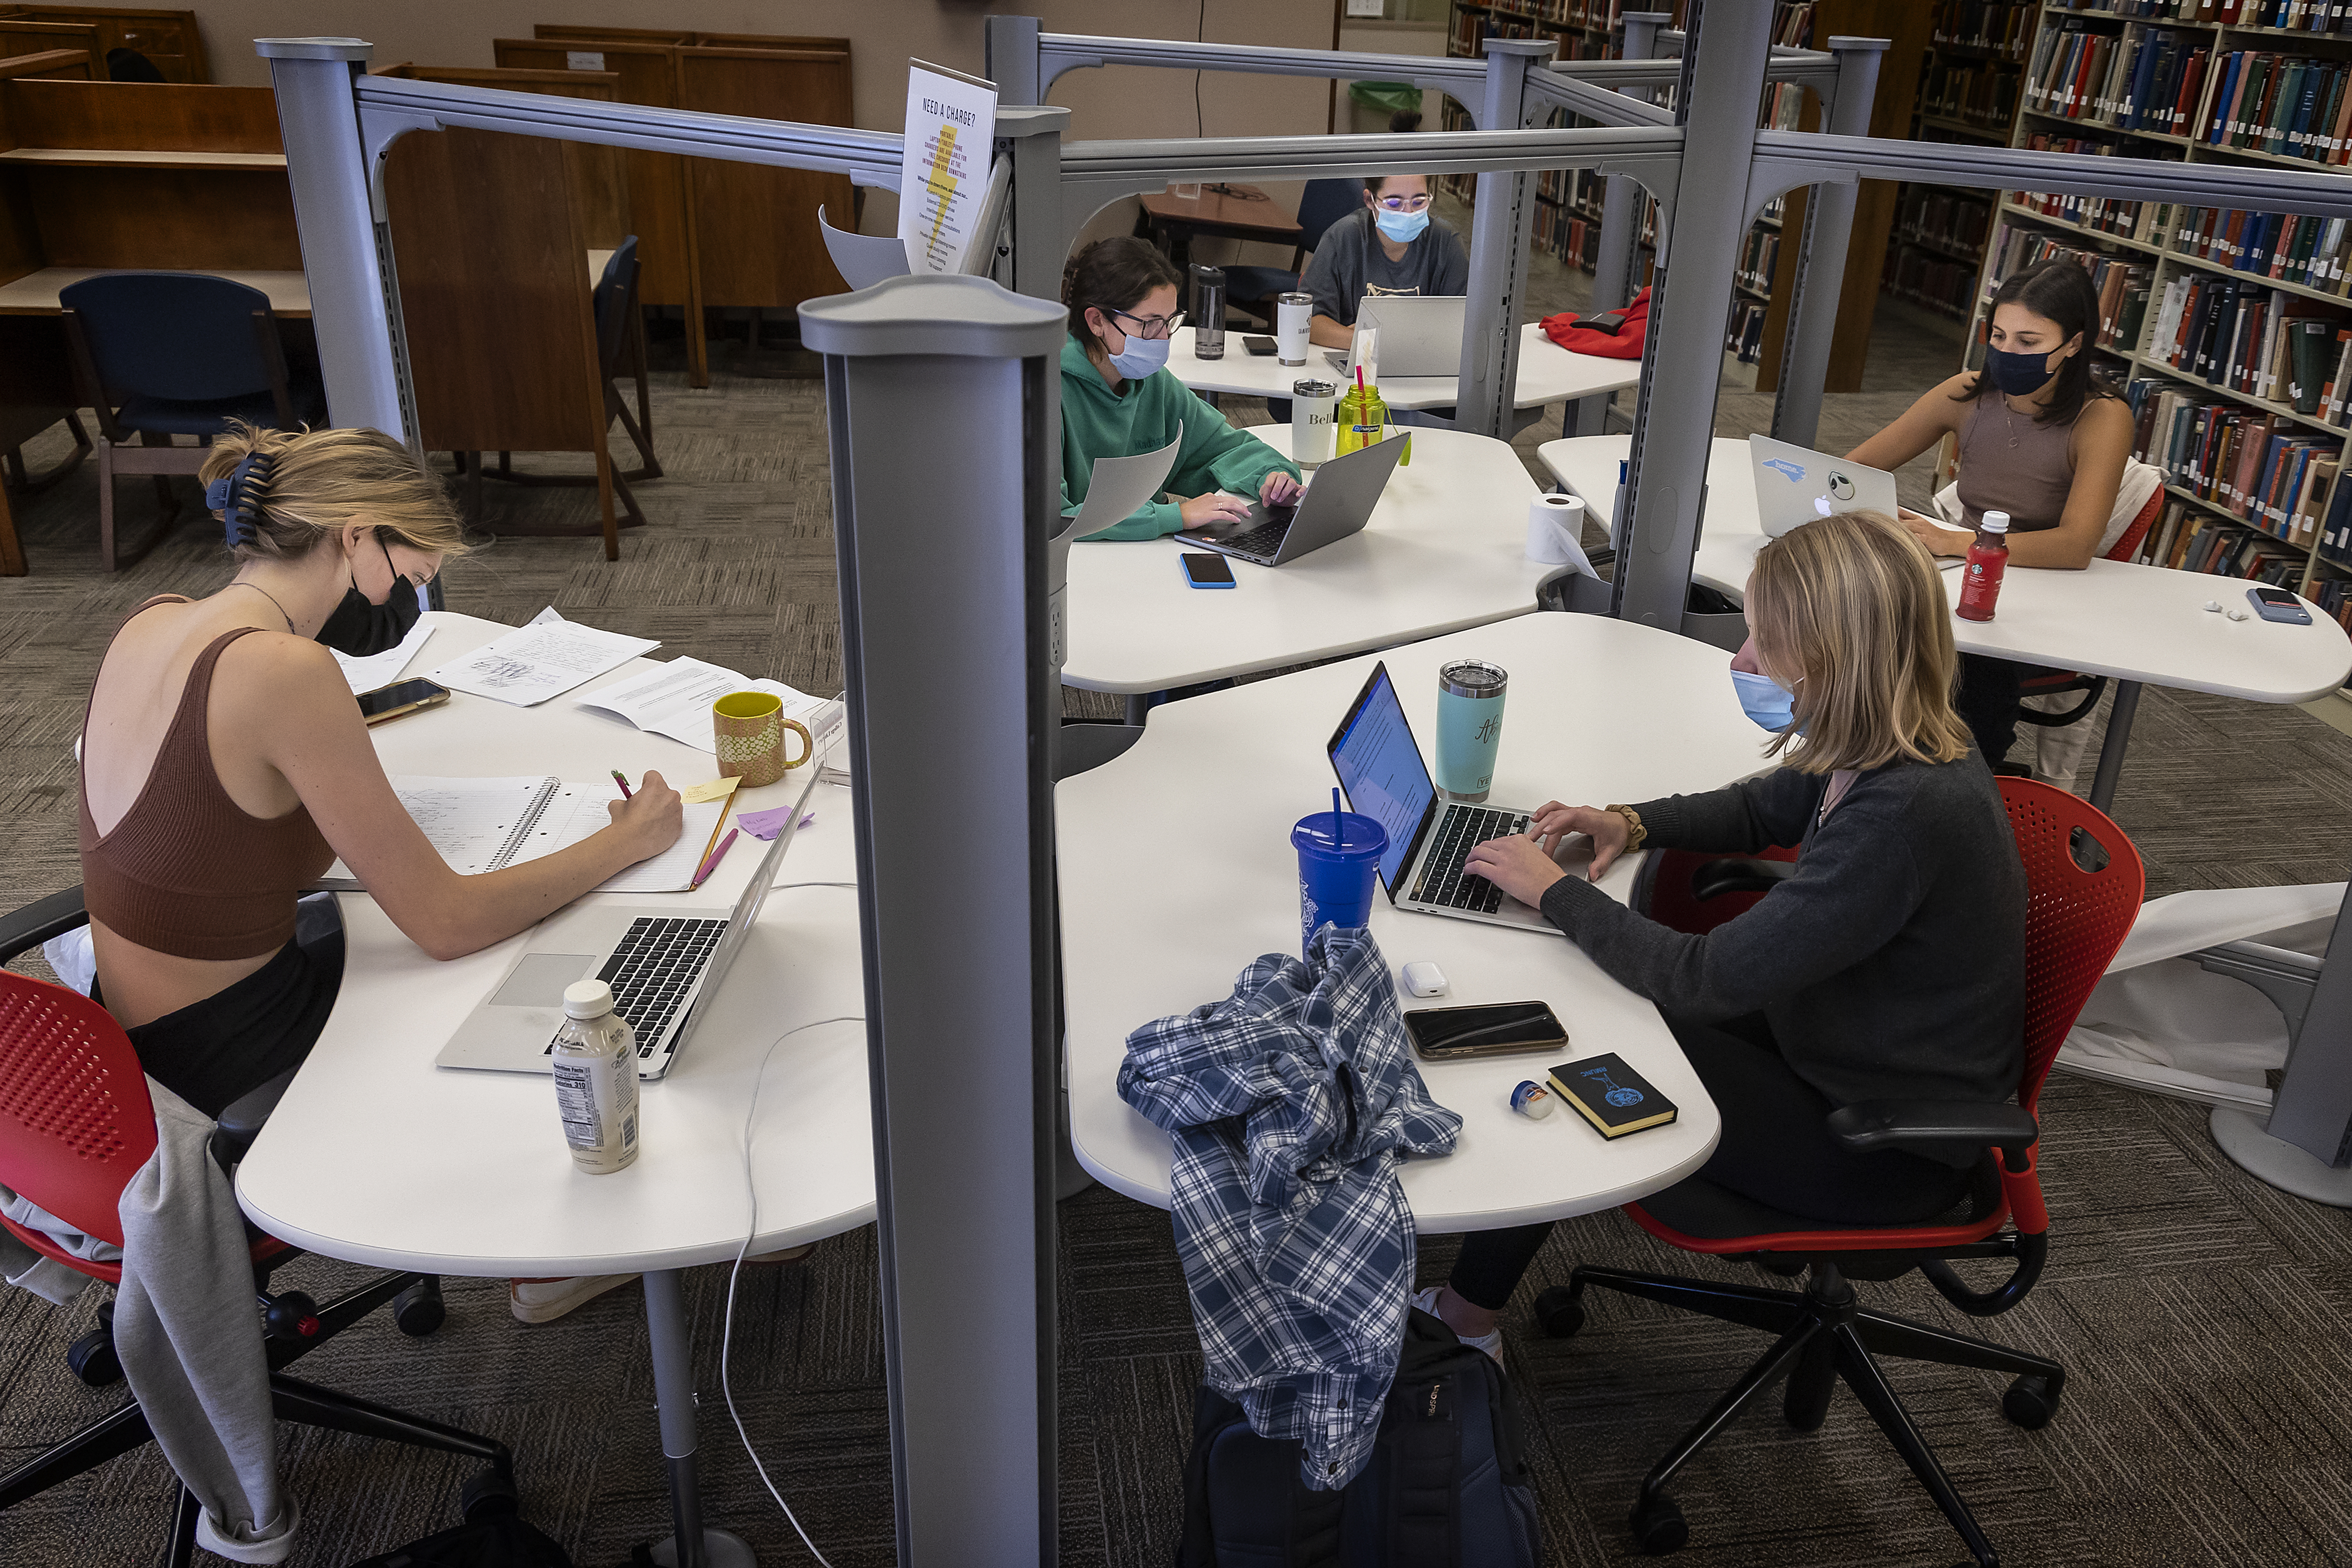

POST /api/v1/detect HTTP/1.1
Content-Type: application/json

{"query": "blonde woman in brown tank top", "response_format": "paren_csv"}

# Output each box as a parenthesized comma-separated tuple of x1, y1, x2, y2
(1843, 260, 2134, 766)
(79, 424, 682, 1120)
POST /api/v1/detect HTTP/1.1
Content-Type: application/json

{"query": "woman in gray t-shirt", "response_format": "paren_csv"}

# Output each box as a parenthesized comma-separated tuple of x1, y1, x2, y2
(1300, 173, 1470, 349)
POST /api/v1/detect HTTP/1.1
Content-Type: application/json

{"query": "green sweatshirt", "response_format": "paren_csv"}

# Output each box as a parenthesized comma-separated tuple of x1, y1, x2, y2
(1059, 336, 1299, 541)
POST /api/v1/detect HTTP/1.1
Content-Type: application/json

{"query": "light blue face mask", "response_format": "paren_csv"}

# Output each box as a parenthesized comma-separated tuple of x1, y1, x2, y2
(1374, 206, 1431, 243)
(1108, 332, 1170, 381)
(1729, 667, 1798, 733)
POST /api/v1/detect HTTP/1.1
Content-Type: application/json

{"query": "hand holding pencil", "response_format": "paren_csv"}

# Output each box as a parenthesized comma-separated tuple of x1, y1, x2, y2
(604, 769, 683, 861)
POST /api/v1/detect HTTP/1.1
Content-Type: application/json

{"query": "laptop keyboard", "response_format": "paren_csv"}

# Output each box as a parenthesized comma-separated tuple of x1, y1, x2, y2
(1409, 805, 1532, 914)
(1214, 518, 1289, 559)
(593, 916, 729, 1057)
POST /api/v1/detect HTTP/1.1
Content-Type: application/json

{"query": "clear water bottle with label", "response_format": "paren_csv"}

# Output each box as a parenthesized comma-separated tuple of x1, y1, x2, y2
(551, 979, 640, 1174)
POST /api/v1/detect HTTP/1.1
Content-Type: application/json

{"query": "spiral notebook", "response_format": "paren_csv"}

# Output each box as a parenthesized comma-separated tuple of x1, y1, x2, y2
(318, 775, 724, 894)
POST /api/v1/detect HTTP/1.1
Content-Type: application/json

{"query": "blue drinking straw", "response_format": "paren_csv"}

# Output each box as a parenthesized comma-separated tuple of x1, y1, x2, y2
(1333, 787, 1344, 845)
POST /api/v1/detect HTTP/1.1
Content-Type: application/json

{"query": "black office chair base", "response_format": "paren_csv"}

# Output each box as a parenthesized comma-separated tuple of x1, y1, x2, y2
(1539, 1262, 2065, 1568)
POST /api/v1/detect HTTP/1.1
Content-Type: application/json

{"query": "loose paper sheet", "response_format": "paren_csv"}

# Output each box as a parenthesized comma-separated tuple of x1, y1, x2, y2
(1072, 433, 1184, 539)
(429, 620, 657, 707)
(898, 61, 998, 275)
(331, 614, 435, 695)
(576, 656, 845, 757)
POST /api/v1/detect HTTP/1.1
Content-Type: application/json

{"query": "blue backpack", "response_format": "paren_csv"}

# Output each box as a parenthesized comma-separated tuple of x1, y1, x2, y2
(1176, 1308, 1543, 1567)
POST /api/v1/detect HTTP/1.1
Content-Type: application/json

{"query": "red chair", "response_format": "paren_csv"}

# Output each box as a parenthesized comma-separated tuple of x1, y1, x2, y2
(1537, 779, 2144, 1567)
(2014, 485, 2166, 731)
(0, 910, 512, 1567)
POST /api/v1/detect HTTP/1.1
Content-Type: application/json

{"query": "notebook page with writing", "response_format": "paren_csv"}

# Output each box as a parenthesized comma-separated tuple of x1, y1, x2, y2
(504, 785, 727, 893)
(317, 776, 555, 888)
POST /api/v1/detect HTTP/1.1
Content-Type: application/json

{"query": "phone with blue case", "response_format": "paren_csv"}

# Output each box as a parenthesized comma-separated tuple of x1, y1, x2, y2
(1182, 552, 1236, 589)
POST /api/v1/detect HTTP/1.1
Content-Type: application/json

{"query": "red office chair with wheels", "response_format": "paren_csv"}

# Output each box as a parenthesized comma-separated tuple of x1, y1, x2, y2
(0, 895, 512, 1568)
(1538, 779, 2143, 1568)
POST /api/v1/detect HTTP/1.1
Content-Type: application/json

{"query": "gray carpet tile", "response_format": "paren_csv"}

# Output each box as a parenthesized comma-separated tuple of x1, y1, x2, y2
(3, 297, 2351, 1568)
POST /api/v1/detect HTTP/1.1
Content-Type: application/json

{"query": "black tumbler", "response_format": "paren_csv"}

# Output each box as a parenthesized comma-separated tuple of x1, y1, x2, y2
(1190, 263, 1226, 360)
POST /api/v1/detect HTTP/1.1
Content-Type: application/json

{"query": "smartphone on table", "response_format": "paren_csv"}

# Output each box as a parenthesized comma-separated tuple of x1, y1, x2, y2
(1403, 1000, 1568, 1061)
(356, 677, 451, 726)
(2248, 586, 2312, 625)
(1243, 335, 1277, 357)
(1181, 552, 1237, 589)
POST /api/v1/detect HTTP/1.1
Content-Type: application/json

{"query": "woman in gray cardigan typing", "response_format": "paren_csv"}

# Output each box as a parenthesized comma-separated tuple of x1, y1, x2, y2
(1422, 510, 2027, 1360)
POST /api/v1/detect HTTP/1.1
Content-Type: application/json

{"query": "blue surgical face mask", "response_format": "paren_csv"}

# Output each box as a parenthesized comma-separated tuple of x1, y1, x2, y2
(1729, 667, 1798, 733)
(1982, 344, 2061, 396)
(1374, 206, 1430, 243)
(1107, 332, 1170, 381)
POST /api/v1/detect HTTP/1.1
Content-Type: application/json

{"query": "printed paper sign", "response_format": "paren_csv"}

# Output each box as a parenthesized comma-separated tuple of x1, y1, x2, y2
(898, 59, 998, 275)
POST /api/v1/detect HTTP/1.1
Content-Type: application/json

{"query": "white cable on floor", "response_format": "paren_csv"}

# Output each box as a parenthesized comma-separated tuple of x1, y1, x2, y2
(723, 999, 864, 1568)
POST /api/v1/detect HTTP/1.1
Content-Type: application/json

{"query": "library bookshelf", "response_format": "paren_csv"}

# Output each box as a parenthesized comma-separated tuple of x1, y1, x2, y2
(1882, 2, 2037, 322)
(1964, 1, 2352, 653)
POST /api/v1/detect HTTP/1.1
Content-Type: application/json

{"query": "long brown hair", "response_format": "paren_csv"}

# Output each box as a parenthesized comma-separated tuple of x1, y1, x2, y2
(1747, 511, 1972, 774)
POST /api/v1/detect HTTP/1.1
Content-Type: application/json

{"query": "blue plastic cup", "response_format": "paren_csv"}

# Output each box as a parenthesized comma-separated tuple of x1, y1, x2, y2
(1291, 799, 1387, 955)
(1434, 659, 1507, 802)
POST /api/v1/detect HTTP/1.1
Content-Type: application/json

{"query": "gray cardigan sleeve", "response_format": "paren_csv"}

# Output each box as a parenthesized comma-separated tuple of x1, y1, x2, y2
(1629, 768, 1820, 855)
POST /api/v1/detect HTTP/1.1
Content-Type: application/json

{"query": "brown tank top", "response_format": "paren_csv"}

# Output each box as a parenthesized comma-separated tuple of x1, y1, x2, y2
(79, 601, 336, 961)
(1954, 395, 2078, 534)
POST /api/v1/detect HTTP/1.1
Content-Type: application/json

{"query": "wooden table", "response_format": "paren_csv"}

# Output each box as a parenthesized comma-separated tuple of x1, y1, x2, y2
(1139, 183, 1302, 269)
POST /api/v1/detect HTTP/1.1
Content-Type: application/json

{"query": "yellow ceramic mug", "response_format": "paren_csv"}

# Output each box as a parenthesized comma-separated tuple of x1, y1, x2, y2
(712, 691, 813, 788)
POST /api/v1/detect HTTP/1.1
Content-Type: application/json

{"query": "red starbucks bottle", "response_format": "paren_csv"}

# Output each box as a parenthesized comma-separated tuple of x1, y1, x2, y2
(1955, 510, 2010, 623)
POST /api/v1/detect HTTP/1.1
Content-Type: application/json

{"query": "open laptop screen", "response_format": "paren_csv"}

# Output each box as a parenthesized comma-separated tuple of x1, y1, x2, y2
(1328, 663, 1434, 892)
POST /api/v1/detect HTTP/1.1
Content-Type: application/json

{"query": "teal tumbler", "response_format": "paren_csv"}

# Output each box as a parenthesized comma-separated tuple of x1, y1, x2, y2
(1434, 660, 1507, 802)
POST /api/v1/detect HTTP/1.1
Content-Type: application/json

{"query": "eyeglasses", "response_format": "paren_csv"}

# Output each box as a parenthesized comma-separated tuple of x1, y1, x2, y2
(1374, 193, 1433, 213)
(1108, 306, 1183, 340)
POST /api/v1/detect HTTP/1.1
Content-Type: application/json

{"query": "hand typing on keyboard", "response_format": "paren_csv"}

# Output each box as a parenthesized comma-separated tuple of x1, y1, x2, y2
(1461, 831, 1570, 910)
(1528, 803, 1632, 881)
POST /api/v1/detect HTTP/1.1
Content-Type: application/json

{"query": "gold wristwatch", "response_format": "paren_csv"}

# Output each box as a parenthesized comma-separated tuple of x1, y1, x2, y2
(1604, 804, 1648, 852)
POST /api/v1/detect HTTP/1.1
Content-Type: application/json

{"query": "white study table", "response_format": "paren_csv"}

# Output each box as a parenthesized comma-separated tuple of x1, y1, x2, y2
(1538, 435, 2352, 812)
(1060, 613, 1782, 1231)
(1168, 322, 1640, 416)
(235, 611, 871, 1567)
(1061, 425, 1558, 717)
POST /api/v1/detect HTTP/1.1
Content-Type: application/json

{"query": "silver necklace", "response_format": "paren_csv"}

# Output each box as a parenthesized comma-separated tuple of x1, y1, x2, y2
(2002, 398, 2021, 449)
(228, 580, 297, 634)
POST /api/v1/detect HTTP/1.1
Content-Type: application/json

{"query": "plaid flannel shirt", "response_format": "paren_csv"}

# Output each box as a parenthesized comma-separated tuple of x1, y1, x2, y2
(1118, 926, 1462, 1490)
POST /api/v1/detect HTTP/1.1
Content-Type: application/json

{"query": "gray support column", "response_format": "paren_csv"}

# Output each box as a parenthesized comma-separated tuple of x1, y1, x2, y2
(986, 15, 1043, 105)
(1457, 38, 1555, 440)
(1613, 0, 1771, 632)
(256, 37, 411, 442)
(1573, 10, 1669, 438)
(998, 106, 1070, 305)
(640, 1268, 750, 1568)
(1768, 37, 1886, 450)
(2261, 885, 2352, 1170)
(800, 275, 1066, 1568)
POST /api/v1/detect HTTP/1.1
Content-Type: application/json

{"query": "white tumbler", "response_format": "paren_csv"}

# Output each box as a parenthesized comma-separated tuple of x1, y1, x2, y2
(1291, 379, 1338, 465)
(1275, 291, 1311, 367)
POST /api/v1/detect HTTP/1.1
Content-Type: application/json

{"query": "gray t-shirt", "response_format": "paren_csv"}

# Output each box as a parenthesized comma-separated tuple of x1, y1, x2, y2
(1299, 208, 1471, 326)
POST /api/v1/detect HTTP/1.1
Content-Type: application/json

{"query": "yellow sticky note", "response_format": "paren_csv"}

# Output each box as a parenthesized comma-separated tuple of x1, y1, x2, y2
(679, 776, 743, 804)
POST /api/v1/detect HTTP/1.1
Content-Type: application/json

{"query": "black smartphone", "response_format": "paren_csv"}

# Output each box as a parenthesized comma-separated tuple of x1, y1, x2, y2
(1243, 335, 1277, 357)
(1181, 551, 1237, 589)
(1403, 1000, 1568, 1061)
(356, 677, 451, 726)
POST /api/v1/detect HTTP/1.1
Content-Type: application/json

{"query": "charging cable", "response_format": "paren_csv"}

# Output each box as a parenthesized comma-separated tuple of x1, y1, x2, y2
(770, 879, 858, 894)
(721, 1007, 865, 1568)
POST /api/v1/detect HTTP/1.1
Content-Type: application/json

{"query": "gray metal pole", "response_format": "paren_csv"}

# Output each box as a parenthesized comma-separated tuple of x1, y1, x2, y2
(1768, 36, 1886, 450)
(641, 1268, 750, 1568)
(1613, 0, 1770, 632)
(1572, 10, 1669, 439)
(999, 106, 1070, 306)
(986, 15, 1043, 105)
(800, 275, 1066, 1568)
(255, 37, 412, 443)
(1457, 38, 1554, 440)
(2263, 885, 2352, 1169)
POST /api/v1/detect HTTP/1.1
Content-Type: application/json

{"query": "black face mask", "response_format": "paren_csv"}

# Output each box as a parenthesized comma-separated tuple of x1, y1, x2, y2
(316, 538, 424, 657)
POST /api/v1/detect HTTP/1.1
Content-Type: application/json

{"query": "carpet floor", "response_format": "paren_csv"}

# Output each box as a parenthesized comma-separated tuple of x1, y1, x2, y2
(1, 303, 2348, 1568)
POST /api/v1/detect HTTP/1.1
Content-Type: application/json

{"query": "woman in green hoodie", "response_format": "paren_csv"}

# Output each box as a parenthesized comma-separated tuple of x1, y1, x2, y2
(1060, 237, 1302, 541)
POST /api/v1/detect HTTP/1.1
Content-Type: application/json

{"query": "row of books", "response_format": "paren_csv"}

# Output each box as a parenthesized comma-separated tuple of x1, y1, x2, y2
(2026, 23, 2211, 135)
(1534, 164, 1608, 214)
(2128, 374, 2342, 542)
(1932, 0, 2037, 60)
(1979, 223, 2155, 349)
(2141, 504, 2329, 587)
(2049, 0, 2352, 25)
(1769, 3, 1815, 50)
(1882, 242, 1978, 318)
(2201, 52, 2352, 164)
(1531, 200, 1607, 272)
(1726, 298, 1770, 364)
(1736, 226, 1782, 296)
(2147, 276, 2350, 413)
(1894, 188, 1997, 254)
(1449, 0, 1630, 27)
(2312, 579, 2352, 634)
(1759, 80, 1808, 133)
(2010, 130, 2178, 241)
(1922, 58, 2024, 129)
(2170, 204, 2352, 291)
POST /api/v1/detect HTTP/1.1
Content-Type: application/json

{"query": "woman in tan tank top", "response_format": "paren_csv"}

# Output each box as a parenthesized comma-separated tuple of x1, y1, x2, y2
(80, 424, 683, 1118)
(1844, 260, 2135, 766)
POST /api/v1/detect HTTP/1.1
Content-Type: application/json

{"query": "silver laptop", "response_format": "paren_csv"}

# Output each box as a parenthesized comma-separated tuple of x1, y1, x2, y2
(435, 767, 821, 1079)
(1326, 661, 1556, 935)
(1178, 435, 1406, 567)
(1749, 435, 1899, 539)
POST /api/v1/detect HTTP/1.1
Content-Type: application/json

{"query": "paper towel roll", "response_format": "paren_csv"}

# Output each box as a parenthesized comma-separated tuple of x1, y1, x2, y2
(1527, 493, 1586, 565)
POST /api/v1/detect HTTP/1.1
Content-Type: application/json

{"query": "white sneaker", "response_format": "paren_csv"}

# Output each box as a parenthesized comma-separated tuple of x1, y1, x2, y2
(509, 1274, 638, 1324)
(1412, 1286, 1504, 1367)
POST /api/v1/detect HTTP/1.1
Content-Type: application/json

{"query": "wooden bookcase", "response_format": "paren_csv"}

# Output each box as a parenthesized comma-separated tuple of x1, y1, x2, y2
(1963, 1, 2352, 648)
(0, 6, 205, 82)
(1880, 1, 2036, 324)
